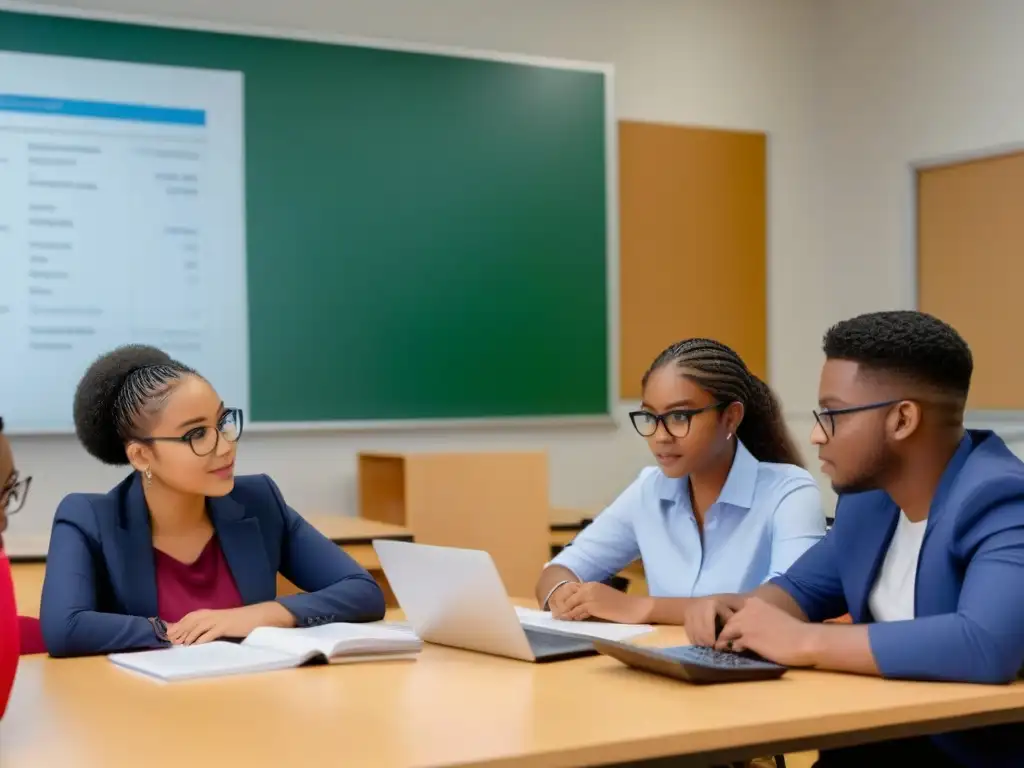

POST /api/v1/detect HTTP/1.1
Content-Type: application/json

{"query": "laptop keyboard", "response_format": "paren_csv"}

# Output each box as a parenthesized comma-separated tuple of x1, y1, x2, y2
(523, 627, 591, 655)
(658, 645, 781, 669)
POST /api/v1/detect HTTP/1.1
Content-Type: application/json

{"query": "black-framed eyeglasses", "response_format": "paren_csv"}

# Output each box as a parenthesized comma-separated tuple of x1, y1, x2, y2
(1, 472, 32, 516)
(134, 408, 244, 457)
(629, 403, 726, 439)
(813, 400, 903, 442)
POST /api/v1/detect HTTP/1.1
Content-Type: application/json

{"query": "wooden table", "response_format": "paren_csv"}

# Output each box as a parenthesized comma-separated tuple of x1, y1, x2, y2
(3, 616, 1024, 767)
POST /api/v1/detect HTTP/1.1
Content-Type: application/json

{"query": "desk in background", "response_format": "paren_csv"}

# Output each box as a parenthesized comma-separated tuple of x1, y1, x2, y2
(3, 611, 1023, 767)
(6, 516, 413, 616)
(358, 451, 551, 598)
(7, 513, 631, 615)
(274, 517, 413, 606)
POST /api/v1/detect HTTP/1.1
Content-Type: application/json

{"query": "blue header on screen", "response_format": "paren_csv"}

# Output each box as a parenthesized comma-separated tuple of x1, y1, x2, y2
(0, 93, 206, 125)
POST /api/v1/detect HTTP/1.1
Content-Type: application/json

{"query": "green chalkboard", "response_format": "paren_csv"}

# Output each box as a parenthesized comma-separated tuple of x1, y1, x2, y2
(0, 11, 610, 422)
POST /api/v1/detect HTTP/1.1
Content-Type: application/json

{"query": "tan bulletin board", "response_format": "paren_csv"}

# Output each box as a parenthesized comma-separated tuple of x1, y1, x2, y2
(618, 121, 767, 400)
(917, 151, 1024, 409)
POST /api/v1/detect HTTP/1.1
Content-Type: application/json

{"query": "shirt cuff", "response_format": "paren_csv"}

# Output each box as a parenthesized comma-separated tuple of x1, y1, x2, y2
(546, 550, 593, 583)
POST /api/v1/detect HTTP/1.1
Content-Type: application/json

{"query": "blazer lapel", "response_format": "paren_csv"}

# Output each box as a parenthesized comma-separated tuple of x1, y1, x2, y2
(208, 495, 276, 605)
(921, 432, 975, 541)
(119, 475, 159, 617)
(854, 497, 899, 622)
(851, 437, 973, 622)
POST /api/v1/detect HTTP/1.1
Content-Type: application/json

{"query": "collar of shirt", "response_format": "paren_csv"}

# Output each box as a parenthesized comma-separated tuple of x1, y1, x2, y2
(657, 439, 759, 516)
(546, 437, 823, 599)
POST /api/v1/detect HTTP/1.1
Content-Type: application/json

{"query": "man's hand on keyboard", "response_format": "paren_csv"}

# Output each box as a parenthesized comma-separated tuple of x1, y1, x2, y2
(681, 594, 747, 647)
(714, 597, 818, 667)
(558, 582, 654, 624)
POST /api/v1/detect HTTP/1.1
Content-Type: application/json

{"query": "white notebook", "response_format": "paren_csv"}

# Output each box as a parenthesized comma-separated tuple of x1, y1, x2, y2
(108, 622, 423, 682)
(514, 607, 654, 642)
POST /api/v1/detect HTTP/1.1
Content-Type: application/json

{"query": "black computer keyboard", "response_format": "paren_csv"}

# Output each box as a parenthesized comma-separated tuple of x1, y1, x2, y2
(593, 639, 787, 684)
(657, 645, 780, 669)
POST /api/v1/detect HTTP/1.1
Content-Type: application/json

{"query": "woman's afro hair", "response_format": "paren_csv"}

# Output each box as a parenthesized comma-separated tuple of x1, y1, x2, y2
(73, 344, 194, 465)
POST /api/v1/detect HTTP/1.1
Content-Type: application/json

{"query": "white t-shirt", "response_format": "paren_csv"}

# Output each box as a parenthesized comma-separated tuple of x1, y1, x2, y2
(868, 511, 927, 622)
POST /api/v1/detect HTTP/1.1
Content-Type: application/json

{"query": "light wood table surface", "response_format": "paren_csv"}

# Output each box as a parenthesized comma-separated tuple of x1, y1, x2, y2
(3, 613, 1024, 767)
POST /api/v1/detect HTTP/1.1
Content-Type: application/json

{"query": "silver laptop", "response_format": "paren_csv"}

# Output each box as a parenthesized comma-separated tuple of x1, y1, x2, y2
(373, 539, 596, 662)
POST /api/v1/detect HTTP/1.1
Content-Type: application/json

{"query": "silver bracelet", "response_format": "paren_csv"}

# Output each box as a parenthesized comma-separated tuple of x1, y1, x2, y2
(542, 580, 573, 611)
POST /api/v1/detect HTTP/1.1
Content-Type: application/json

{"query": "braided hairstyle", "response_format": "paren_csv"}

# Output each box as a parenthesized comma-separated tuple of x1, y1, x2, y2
(73, 344, 197, 466)
(641, 338, 803, 467)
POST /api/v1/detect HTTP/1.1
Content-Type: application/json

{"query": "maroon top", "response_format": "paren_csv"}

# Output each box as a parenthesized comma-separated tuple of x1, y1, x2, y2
(154, 536, 244, 623)
(18, 617, 45, 655)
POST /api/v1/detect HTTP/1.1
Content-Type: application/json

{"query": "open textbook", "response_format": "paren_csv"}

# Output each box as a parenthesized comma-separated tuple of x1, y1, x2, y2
(514, 607, 654, 642)
(108, 622, 422, 682)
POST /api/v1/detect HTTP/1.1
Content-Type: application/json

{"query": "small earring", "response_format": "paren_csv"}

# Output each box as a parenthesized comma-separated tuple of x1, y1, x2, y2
(726, 433, 733, 441)
(144, 467, 153, 486)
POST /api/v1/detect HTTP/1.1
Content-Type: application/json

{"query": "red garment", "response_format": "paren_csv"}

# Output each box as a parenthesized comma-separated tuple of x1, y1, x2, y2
(0, 553, 20, 720)
(154, 536, 243, 623)
(18, 617, 44, 655)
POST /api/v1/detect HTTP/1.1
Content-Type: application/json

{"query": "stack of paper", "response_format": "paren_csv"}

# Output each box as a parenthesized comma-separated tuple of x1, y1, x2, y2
(514, 607, 654, 642)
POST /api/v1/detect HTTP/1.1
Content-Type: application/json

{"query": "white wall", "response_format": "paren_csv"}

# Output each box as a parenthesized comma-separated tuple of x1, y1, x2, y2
(816, 0, 1024, 455)
(817, 0, 1024, 319)
(6, 0, 829, 537)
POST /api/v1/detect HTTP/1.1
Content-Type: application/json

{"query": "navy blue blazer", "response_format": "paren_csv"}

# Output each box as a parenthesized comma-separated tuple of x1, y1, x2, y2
(40, 473, 386, 658)
(773, 430, 1024, 767)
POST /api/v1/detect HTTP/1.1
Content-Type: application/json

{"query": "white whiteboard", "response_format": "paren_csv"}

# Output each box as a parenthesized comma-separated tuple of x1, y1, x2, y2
(0, 51, 248, 433)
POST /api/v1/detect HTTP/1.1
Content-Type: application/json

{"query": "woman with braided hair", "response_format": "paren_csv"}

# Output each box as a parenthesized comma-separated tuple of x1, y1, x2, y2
(536, 338, 825, 633)
(39, 344, 385, 657)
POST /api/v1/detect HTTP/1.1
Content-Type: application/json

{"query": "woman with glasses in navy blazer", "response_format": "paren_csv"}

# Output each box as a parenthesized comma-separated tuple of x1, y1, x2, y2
(40, 345, 385, 658)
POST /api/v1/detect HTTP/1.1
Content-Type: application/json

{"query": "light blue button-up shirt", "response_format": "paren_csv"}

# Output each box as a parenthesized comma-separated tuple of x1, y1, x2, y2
(550, 441, 826, 597)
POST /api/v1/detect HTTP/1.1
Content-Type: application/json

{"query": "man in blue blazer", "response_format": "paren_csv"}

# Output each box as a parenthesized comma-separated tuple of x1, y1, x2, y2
(688, 311, 1024, 767)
